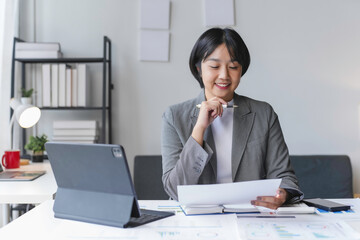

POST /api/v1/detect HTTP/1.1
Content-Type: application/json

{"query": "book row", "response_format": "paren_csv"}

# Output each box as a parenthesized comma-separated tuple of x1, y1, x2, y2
(41, 64, 90, 108)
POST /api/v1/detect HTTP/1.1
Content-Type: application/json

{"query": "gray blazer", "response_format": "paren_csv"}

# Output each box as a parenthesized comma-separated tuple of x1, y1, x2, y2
(161, 91, 303, 202)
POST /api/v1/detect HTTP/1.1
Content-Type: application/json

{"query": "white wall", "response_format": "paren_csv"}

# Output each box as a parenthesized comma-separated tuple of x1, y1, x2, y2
(19, 0, 360, 193)
(1, 0, 19, 227)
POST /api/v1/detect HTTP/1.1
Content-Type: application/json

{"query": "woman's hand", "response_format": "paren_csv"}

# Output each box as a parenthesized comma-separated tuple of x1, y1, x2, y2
(251, 188, 288, 210)
(191, 97, 227, 146)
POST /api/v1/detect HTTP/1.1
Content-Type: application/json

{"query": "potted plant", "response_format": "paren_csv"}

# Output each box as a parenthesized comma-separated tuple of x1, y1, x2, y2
(25, 134, 48, 162)
(21, 88, 34, 104)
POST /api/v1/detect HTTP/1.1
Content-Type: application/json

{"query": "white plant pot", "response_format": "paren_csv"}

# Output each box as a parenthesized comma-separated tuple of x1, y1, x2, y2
(21, 97, 32, 105)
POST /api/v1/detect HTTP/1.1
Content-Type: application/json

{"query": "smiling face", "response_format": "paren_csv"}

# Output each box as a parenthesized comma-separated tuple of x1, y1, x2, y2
(200, 43, 242, 102)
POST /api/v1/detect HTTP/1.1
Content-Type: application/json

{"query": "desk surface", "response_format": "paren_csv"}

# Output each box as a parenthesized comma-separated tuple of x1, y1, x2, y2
(1, 199, 360, 240)
(0, 161, 57, 204)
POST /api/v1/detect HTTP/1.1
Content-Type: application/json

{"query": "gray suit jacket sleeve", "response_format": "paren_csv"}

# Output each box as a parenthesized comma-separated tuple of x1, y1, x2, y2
(263, 109, 303, 203)
(161, 106, 213, 200)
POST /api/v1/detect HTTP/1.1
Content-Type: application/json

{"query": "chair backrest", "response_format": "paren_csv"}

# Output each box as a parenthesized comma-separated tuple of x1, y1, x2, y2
(133, 155, 169, 200)
(290, 155, 353, 199)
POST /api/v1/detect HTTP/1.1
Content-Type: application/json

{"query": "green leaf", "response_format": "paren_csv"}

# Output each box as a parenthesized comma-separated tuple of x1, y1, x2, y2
(25, 134, 48, 153)
(21, 88, 34, 97)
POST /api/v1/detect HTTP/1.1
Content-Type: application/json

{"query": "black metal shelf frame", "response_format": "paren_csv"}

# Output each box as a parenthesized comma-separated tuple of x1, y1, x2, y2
(10, 36, 113, 154)
(39, 107, 109, 110)
(14, 58, 110, 64)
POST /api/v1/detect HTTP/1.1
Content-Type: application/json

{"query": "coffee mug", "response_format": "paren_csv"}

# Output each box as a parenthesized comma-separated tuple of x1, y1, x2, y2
(2, 150, 20, 169)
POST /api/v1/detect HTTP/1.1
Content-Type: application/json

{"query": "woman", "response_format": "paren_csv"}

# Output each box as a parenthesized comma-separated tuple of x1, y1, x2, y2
(161, 28, 303, 209)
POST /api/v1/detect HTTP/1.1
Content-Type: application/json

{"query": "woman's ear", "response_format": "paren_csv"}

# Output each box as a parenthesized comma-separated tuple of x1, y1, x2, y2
(196, 65, 202, 77)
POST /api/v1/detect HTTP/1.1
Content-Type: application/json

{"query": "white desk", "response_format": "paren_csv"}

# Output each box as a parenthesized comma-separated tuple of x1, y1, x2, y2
(1, 199, 360, 240)
(0, 200, 241, 240)
(0, 161, 57, 225)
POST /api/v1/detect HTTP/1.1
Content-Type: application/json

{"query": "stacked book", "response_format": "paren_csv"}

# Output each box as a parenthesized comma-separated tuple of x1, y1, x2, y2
(52, 120, 98, 144)
(15, 42, 63, 59)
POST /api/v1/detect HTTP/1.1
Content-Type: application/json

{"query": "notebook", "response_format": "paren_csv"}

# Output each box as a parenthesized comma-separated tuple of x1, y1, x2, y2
(181, 203, 259, 215)
(0, 170, 46, 181)
(45, 142, 174, 228)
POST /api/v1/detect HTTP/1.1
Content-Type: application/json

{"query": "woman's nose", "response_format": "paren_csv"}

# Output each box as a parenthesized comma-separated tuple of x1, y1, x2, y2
(219, 66, 229, 79)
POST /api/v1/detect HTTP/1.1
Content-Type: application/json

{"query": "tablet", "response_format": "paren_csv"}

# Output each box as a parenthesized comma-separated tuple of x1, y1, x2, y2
(0, 171, 46, 181)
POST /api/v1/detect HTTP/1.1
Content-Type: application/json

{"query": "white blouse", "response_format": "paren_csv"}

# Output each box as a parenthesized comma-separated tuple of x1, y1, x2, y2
(211, 101, 234, 183)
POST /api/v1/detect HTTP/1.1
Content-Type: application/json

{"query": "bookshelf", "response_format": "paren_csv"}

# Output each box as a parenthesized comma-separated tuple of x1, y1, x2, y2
(10, 36, 113, 155)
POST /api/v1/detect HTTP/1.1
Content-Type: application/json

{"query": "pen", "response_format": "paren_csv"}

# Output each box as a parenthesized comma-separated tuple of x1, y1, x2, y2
(196, 104, 238, 109)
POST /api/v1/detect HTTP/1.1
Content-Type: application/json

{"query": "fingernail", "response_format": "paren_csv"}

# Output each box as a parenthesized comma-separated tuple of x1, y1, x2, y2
(251, 200, 255, 205)
(257, 197, 261, 200)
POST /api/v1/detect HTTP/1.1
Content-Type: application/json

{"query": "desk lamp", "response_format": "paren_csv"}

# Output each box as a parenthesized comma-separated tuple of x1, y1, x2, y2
(9, 98, 41, 149)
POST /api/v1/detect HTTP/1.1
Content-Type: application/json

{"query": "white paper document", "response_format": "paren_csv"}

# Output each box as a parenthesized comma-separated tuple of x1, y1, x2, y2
(237, 220, 360, 240)
(53, 213, 241, 240)
(178, 179, 281, 205)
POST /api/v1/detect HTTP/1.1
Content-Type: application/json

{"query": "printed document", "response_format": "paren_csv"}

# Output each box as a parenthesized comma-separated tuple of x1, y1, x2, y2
(178, 179, 281, 205)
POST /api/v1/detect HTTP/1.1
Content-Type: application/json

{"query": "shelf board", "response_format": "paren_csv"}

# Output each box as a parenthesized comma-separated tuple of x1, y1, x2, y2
(40, 107, 109, 110)
(14, 58, 109, 63)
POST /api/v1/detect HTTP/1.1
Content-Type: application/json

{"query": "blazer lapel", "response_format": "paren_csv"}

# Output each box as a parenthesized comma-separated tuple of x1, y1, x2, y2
(204, 127, 217, 178)
(190, 91, 205, 128)
(231, 94, 255, 180)
(190, 91, 217, 178)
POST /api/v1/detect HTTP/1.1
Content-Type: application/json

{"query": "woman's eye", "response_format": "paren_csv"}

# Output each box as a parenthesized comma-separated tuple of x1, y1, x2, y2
(229, 66, 239, 70)
(210, 66, 219, 69)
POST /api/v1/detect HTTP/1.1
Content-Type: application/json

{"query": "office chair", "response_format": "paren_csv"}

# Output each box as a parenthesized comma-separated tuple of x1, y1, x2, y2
(290, 155, 353, 199)
(133, 155, 169, 200)
(10, 204, 35, 221)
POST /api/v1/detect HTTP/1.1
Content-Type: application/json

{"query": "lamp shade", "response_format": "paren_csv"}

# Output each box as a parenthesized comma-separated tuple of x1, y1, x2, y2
(10, 98, 41, 128)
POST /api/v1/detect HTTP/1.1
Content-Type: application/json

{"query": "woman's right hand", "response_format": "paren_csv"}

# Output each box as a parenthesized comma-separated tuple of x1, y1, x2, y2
(191, 97, 227, 146)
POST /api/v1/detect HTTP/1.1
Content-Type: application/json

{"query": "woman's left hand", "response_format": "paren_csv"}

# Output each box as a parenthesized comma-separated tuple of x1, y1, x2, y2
(251, 188, 288, 210)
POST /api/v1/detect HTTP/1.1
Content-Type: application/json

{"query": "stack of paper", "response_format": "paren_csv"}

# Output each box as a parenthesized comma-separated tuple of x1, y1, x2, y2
(178, 179, 281, 215)
(52, 120, 98, 144)
(15, 42, 62, 59)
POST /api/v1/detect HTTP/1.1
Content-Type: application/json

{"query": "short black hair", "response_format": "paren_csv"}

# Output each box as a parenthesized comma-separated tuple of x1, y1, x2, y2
(189, 28, 251, 88)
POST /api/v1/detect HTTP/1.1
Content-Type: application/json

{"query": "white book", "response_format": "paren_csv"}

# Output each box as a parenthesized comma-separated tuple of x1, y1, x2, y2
(35, 64, 43, 107)
(276, 202, 315, 214)
(180, 205, 223, 215)
(42, 64, 51, 107)
(53, 120, 97, 129)
(51, 64, 59, 107)
(77, 64, 89, 107)
(52, 136, 98, 141)
(53, 129, 98, 136)
(52, 140, 96, 144)
(16, 42, 61, 51)
(65, 68, 72, 107)
(16, 50, 62, 59)
(71, 69, 78, 107)
(58, 64, 66, 107)
(180, 204, 258, 215)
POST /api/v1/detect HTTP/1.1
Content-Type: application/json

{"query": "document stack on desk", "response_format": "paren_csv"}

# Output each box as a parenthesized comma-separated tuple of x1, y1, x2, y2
(178, 179, 280, 215)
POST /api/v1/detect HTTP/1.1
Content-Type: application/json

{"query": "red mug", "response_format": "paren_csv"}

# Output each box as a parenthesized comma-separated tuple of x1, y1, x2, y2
(2, 150, 20, 169)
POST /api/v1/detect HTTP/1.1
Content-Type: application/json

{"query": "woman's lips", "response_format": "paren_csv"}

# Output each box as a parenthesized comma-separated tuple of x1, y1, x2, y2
(215, 83, 230, 89)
